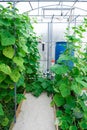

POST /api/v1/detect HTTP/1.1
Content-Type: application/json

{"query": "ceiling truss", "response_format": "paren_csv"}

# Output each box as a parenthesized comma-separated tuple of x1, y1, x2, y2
(0, 0, 87, 23)
(0, 0, 87, 2)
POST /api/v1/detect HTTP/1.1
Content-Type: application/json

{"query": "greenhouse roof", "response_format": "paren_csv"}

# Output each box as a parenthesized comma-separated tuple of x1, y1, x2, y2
(0, 0, 87, 23)
(1, 0, 87, 2)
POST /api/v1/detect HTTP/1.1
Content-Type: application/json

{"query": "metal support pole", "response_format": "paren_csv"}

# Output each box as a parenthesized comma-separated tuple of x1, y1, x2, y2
(47, 22, 53, 77)
(49, 22, 53, 67)
(14, 82, 17, 123)
(13, 2, 17, 124)
(38, 0, 39, 15)
(47, 23, 50, 77)
(75, 17, 76, 27)
(67, 20, 70, 48)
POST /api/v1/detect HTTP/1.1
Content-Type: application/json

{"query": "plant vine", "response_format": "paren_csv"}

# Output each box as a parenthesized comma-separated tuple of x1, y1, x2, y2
(51, 18, 87, 130)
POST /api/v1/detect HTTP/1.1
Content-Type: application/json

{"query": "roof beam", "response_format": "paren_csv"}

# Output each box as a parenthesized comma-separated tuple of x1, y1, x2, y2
(43, 8, 74, 11)
(0, 0, 87, 2)
(29, 1, 33, 10)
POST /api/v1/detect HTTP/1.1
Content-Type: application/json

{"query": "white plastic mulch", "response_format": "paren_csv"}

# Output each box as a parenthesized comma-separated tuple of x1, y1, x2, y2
(12, 93, 56, 130)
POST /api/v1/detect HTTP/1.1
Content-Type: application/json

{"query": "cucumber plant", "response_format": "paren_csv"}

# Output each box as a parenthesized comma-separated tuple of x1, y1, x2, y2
(0, 3, 40, 129)
(51, 18, 87, 130)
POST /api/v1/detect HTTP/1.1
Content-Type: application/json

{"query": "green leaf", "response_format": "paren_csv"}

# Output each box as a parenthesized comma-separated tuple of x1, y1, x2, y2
(41, 82, 47, 89)
(51, 64, 68, 75)
(0, 18, 10, 26)
(84, 77, 87, 82)
(80, 121, 87, 129)
(0, 90, 8, 100)
(79, 101, 87, 112)
(73, 107, 83, 119)
(0, 4, 4, 9)
(13, 56, 25, 70)
(3, 46, 15, 59)
(17, 75, 25, 87)
(10, 69, 20, 82)
(18, 49, 26, 57)
(66, 96, 76, 108)
(0, 30, 15, 46)
(17, 94, 26, 104)
(50, 100, 55, 107)
(84, 112, 87, 121)
(18, 37, 28, 53)
(61, 119, 69, 130)
(0, 83, 8, 89)
(0, 103, 4, 116)
(81, 93, 87, 100)
(0, 63, 11, 75)
(37, 77, 44, 82)
(66, 35, 81, 43)
(69, 126, 77, 130)
(53, 94, 65, 107)
(0, 73, 6, 83)
(1, 117, 9, 126)
(72, 67, 80, 76)
(27, 68, 33, 74)
(75, 77, 87, 88)
(30, 83, 43, 97)
(9, 84, 14, 89)
(71, 82, 81, 95)
(56, 110, 63, 117)
(4, 76, 13, 84)
(58, 54, 71, 62)
(59, 83, 70, 97)
(4, 95, 11, 103)
(53, 87, 59, 93)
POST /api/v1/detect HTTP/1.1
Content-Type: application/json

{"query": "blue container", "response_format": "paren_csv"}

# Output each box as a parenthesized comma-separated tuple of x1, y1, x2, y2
(55, 41, 74, 69)
(55, 41, 66, 63)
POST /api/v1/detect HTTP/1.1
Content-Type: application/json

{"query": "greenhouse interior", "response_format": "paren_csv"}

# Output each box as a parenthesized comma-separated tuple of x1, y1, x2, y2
(0, 0, 87, 130)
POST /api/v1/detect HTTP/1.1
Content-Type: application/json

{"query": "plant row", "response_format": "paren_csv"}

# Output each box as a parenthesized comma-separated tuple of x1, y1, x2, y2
(51, 18, 87, 130)
(0, 3, 40, 129)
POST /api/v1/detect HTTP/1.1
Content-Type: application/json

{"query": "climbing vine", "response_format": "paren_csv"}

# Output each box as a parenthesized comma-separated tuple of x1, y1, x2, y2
(0, 3, 40, 129)
(51, 18, 87, 130)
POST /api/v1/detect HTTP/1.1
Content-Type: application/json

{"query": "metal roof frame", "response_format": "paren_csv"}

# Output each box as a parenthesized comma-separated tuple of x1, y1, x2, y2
(0, 0, 87, 23)
(24, 2, 87, 23)
(0, 0, 87, 2)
